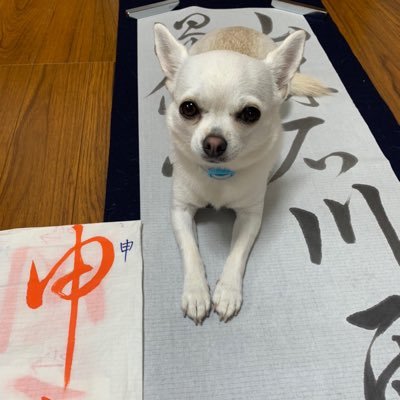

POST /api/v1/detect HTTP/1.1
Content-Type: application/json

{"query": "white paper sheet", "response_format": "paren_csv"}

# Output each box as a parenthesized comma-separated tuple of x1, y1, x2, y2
(0, 221, 142, 400)
(137, 7, 400, 400)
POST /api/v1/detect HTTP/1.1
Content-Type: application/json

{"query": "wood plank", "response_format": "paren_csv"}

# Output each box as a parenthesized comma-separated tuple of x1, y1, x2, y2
(0, 62, 114, 230)
(322, 0, 400, 123)
(0, 0, 118, 65)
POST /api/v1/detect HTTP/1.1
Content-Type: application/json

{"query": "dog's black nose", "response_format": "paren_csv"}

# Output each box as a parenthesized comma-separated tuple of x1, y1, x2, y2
(202, 135, 227, 158)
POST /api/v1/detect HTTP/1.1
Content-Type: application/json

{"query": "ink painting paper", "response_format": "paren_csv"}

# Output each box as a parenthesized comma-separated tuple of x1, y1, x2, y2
(0, 221, 142, 400)
(136, 7, 400, 400)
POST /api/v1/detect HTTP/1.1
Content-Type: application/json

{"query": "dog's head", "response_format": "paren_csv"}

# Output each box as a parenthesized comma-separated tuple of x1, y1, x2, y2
(154, 24, 305, 167)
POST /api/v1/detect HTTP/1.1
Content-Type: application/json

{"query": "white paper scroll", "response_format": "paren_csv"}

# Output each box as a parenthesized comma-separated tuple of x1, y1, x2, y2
(0, 221, 142, 400)
(137, 7, 400, 400)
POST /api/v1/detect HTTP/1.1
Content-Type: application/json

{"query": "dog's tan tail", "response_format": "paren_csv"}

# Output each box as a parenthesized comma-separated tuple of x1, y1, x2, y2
(290, 73, 333, 97)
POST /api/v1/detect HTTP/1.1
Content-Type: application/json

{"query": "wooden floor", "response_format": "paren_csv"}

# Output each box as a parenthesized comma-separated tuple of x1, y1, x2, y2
(322, 0, 400, 124)
(0, 0, 118, 230)
(0, 1, 398, 230)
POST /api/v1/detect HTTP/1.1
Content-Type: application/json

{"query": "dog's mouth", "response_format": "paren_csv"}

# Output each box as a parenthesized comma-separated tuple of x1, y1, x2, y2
(201, 155, 227, 164)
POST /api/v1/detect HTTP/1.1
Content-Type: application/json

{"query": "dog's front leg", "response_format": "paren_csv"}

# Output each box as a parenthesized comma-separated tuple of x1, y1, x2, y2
(213, 204, 263, 322)
(172, 205, 211, 324)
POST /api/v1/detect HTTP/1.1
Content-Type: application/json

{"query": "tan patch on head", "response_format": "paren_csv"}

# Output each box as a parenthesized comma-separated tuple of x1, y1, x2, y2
(189, 26, 275, 59)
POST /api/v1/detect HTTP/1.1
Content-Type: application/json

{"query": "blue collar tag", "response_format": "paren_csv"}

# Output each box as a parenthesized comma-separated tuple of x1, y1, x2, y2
(207, 167, 236, 180)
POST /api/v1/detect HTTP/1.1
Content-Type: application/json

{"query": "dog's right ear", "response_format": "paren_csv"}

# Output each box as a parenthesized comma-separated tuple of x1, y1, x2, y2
(154, 23, 188, 82)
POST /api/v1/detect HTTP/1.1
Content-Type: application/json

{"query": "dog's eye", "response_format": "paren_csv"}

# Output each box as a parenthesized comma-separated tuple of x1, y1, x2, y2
(237, 106, 261, 124)
(179, 101, 200, 119)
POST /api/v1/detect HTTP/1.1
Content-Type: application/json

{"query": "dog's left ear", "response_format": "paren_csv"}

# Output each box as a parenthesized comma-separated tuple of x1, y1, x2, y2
(264, 30, 306, 99)
(154, 23, 188, 83)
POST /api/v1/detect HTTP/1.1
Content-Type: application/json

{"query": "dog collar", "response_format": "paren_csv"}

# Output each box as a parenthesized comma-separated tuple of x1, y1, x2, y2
(207, 167, 236, 180)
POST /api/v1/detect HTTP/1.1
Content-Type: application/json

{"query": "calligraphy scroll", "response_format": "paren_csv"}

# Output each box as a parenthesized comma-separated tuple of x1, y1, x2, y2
(0, 221, 142, 400)
(136, 6, 400, 400)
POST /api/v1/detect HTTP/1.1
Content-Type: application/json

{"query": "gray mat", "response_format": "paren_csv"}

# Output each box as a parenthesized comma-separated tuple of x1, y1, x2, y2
(137, 7, 400, 399)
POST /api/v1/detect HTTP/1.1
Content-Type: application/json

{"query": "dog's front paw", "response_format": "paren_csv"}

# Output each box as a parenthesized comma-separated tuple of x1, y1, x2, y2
(181, 277, 211, 325)
(213, 279, 243, 322)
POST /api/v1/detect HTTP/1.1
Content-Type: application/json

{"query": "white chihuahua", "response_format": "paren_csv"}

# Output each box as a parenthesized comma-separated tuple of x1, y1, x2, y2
(154, 24, 329, 324)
